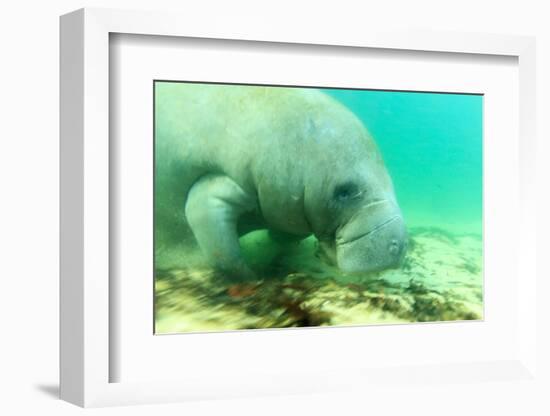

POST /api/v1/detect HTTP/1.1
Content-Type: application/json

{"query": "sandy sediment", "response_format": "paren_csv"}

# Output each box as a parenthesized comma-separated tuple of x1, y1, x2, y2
(155, 227, 483, 334)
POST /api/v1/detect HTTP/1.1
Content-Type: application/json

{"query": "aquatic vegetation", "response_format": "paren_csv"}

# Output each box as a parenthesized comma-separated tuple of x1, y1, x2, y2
(155, 228, 483, 333)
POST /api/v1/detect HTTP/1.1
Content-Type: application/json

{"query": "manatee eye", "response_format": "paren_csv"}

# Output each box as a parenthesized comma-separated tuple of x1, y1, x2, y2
(333, 182, 362, 202)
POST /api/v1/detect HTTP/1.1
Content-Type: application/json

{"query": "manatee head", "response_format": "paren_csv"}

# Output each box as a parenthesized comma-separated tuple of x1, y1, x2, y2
(317, 174, 407, 274)
(309, 116, 408, 274)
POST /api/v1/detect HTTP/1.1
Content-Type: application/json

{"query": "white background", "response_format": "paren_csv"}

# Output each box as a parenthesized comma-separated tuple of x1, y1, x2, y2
(1, 1, 548, 415)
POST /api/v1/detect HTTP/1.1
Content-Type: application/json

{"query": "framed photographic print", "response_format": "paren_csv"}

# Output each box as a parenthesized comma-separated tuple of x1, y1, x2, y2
(60, 8, 539, 408)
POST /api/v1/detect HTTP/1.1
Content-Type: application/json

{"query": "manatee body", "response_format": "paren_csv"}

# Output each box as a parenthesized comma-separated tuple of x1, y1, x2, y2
(155, 83, 407, 278)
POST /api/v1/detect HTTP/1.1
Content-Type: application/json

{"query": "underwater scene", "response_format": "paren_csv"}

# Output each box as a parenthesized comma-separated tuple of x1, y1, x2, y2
(154, 81, 483, 334)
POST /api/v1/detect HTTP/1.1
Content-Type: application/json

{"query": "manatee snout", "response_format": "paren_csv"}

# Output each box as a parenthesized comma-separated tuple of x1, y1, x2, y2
(336, 215, 407, 274)
(319, 199, 408, 274)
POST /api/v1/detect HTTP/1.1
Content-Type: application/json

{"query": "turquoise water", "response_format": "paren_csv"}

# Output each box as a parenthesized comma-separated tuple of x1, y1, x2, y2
(325, 89, 483, 234)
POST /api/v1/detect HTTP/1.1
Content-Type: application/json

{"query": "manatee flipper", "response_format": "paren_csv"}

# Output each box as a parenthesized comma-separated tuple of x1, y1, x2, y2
(185, 174, 257, 280)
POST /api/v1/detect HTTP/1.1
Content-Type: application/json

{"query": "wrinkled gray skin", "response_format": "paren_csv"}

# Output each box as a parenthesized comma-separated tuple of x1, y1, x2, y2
(155, 83, 407, 279)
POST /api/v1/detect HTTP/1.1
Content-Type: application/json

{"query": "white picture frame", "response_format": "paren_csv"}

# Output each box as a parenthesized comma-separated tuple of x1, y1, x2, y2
(60, 7, 538, 408)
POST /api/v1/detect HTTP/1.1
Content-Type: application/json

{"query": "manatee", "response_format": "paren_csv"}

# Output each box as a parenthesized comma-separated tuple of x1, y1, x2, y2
(155, 83, 407, 279)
